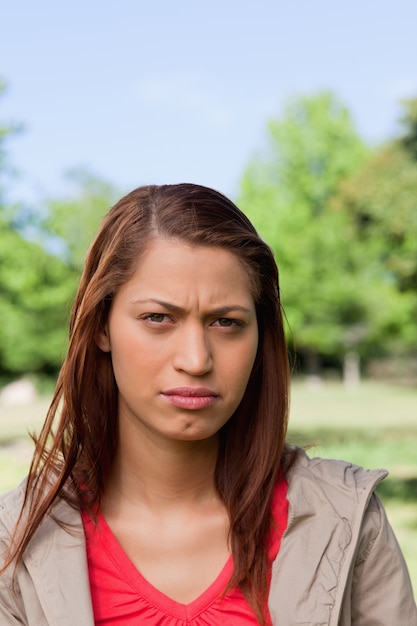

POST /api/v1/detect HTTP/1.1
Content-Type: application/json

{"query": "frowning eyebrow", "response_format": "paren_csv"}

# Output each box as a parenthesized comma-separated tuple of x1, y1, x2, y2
(130, 298, 252, 316)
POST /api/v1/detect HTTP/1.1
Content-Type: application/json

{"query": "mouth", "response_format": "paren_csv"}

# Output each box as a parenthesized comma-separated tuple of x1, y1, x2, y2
(161, 387, 219, 410)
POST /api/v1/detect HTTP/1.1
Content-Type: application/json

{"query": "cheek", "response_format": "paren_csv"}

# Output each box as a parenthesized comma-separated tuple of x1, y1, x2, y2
(229, 331, 259, 389)
(110, 329, 170, 390)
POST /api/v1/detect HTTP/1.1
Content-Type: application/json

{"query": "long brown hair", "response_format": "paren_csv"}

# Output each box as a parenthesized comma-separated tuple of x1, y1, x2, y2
(4, 184, 290, 623)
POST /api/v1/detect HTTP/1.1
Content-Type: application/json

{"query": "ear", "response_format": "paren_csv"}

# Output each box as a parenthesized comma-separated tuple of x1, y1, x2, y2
(96, 325, 111, 352)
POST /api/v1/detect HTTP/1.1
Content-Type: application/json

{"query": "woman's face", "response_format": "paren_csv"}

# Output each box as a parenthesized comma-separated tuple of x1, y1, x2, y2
(97, 237, 259, 444)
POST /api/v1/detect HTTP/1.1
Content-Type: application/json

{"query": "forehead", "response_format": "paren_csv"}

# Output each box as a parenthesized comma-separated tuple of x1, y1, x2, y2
(118, 238, 257, 304)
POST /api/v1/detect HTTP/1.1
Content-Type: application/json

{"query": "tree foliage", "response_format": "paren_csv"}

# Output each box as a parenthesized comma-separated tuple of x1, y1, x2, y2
(0, 168, 119, 376)
(0, 80, 75, 375)
(239, 92, 417, 373)
(0, 81, 119, 377)
(332, 98, 417, 350)
(0, 221, 75, 374)
(238, 92, 373, 369)
(43, 168, 120, 271)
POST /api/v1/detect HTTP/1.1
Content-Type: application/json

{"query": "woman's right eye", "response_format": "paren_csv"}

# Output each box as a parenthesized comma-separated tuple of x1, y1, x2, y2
(142, 313, 174, 325)
(144, 313, 168, 323)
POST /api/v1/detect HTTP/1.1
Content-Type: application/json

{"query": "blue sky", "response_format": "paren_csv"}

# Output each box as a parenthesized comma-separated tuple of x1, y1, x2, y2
(2, 0, 417, 206)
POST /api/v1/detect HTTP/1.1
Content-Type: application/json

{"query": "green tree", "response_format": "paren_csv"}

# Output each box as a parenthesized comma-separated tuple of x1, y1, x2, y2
(43, 168, 120, 271)
(333, 98, 417, 352)
(238, 92, 375, 378)
(0, 223, 76, 374)
(1, 168, 120, 377)
(0, 82, 75, 377)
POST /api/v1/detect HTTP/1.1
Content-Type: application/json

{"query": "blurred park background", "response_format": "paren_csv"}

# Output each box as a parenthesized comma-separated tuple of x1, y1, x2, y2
(1, 0, 416, 594)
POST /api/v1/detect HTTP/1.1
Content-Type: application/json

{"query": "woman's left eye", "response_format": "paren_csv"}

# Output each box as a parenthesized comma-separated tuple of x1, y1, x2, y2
(213, 318, 242, 328)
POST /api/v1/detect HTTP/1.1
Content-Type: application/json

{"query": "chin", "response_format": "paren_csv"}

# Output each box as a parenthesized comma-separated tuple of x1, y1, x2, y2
(170, 426, 219, 443)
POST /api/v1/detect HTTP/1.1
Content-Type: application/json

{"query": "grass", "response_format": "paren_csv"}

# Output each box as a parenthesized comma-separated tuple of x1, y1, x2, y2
(0, 380, 416, 595)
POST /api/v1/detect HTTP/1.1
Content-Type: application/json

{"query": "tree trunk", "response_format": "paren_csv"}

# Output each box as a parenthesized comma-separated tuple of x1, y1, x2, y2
(304, 349, 322, 389)
(343, 350, 361, 388)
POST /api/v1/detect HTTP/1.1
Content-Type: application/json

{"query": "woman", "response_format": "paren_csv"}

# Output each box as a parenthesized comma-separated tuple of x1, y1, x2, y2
(0, 184, 416, 625)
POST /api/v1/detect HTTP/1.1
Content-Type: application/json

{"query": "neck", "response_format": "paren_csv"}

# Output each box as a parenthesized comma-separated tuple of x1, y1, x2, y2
(104, 420, 220, 512)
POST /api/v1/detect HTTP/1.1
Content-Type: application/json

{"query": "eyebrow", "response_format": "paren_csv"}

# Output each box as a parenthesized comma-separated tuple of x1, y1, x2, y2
(130, 298, 252, 316)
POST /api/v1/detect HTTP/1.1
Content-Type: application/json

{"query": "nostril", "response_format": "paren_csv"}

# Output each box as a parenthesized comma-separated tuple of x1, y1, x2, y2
(173, 335, 213, 375)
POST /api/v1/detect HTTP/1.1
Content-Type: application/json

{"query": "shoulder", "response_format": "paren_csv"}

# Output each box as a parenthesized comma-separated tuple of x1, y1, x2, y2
(286, 448, 388, 516)
(0, 478, 83, 558)
(0, 482, 92, 625)
(269, 450, 417, 623)
(288, 447, 388, 485)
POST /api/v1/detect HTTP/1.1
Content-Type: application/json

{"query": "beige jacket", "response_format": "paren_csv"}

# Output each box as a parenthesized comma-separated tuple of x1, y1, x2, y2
(1, 451, 416, 625)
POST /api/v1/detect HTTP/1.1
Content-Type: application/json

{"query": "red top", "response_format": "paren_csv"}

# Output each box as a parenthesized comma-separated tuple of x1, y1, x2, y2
(82, 478, 288, 625)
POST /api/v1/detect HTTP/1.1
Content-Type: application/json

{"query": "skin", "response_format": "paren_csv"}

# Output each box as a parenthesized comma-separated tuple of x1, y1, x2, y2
(97, 237, 259, 603)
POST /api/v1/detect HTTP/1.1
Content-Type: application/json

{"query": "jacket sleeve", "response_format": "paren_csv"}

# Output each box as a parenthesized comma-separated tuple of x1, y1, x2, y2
(348, 494, 417, 625)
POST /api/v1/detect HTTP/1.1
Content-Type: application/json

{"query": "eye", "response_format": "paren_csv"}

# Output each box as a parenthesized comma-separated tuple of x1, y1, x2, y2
(143, 313, 171, 324)
(212, 318, 243, 328)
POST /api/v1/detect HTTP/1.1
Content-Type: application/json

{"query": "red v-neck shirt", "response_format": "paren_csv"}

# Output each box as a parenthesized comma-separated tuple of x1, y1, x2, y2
(82, 478, 288, 625)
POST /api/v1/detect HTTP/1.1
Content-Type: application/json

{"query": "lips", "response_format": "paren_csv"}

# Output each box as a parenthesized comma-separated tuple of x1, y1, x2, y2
(162, 387, 219, 410)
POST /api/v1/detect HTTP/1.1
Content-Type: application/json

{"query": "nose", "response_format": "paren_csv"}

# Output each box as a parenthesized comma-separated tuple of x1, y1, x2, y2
(173, 324, 213, 376)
